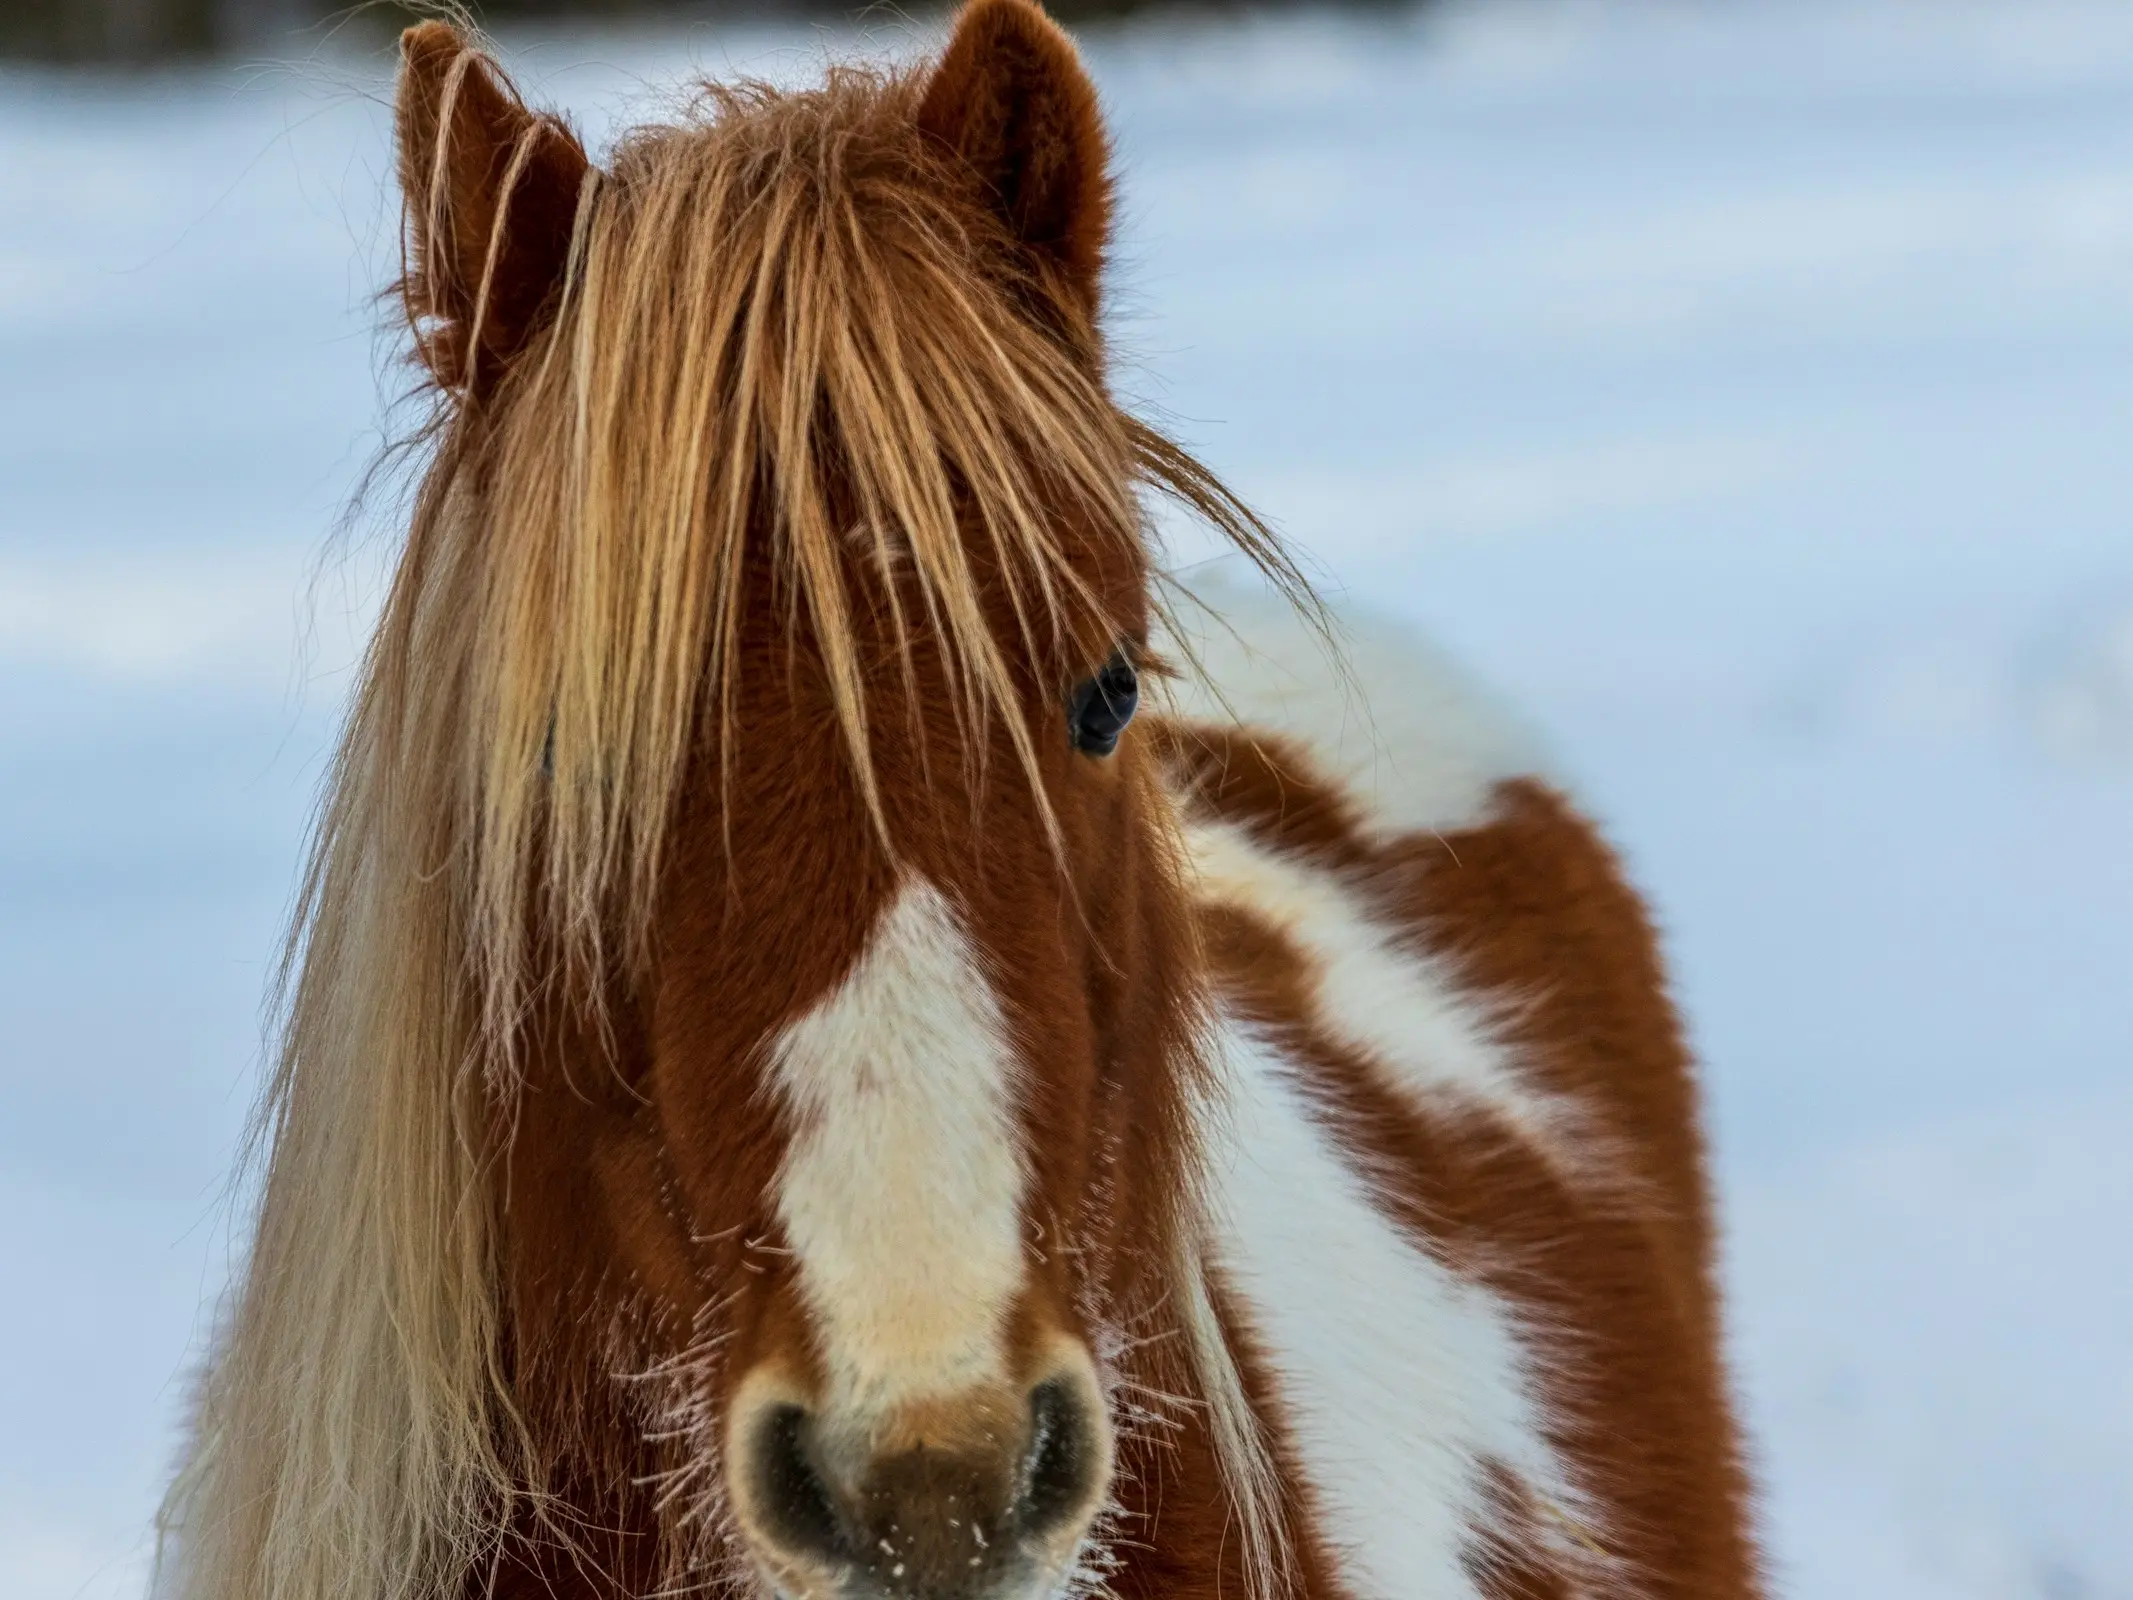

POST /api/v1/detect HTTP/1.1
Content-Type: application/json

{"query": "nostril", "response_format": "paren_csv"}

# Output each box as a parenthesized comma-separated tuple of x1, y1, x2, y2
(1017, 1378, 1097, 1539)
(749, 1403, 850, 1564)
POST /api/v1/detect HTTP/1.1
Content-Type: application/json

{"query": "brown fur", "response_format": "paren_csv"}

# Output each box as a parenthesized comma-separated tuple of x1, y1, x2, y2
(160, 8, 1759, 1600)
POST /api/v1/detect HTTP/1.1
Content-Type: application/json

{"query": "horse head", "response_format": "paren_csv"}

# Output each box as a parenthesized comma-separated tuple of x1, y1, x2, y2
(383, 7, 1284, 1594)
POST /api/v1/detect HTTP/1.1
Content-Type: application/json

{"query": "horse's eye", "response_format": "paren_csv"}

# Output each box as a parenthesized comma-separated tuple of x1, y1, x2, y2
(1067, 649, 1138, 756)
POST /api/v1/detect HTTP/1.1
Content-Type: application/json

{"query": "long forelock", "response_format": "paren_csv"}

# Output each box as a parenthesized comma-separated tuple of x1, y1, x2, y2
(455, 64, 1161, 1039)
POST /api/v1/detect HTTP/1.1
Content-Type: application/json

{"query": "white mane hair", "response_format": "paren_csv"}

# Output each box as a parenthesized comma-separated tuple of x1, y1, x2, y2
(1160, 564, 1551, 836)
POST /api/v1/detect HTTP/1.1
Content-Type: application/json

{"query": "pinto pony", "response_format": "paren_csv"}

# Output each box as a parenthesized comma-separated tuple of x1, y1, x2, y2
(160, 8, 1760, 1600)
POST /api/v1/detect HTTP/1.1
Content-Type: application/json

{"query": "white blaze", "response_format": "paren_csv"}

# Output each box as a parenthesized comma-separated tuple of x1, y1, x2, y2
(769, 880, 1028, 1422)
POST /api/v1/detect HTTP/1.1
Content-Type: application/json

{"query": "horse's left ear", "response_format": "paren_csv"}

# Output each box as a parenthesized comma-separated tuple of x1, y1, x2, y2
(396, 21, 591, 394)
(918, 0, 1112, 318)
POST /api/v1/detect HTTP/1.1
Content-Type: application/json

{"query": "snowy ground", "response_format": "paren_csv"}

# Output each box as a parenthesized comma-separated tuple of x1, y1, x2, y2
(3, 2, 2130, 1596)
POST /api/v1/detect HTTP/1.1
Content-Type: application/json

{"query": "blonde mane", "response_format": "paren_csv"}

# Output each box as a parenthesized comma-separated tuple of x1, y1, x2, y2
(159, 48, 1299, 1600)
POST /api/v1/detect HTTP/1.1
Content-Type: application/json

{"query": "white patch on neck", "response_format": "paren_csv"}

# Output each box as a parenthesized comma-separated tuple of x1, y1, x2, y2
(1201, 1015, 1596, 1599)
(769, 880, 1028, 1423)
(1183, 818, 1601, 1181)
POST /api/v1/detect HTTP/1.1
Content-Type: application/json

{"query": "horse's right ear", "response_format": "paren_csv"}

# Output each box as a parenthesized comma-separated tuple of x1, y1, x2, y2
(396, 22, 590, 394)
(917, 0, 1111, 320)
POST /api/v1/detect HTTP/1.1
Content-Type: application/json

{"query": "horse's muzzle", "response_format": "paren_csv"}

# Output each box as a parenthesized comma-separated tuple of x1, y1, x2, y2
(730, 1365, 1110, 1600)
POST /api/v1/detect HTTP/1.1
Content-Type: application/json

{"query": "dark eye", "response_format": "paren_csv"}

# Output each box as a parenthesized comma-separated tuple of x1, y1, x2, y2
(1067, 649, 1138, 756)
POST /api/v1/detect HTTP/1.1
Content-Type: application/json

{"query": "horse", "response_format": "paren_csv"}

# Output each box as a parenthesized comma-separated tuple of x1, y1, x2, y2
(159, 6, 1761, 1599)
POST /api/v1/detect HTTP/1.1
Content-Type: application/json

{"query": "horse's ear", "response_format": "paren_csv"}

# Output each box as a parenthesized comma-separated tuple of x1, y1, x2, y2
(396, 22, 590, 393)
(917, 0, 1112, 317)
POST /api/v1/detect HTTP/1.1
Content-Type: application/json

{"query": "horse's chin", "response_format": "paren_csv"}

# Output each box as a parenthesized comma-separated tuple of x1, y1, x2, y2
(753, 1546, 1081, 1600)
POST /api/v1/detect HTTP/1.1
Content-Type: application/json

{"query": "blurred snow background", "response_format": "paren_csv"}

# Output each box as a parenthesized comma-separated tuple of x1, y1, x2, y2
(3, 2, 2130, 1596)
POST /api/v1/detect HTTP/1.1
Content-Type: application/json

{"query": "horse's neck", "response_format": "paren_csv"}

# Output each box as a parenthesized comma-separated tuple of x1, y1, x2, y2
(1155, 602, 1621, 1598)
